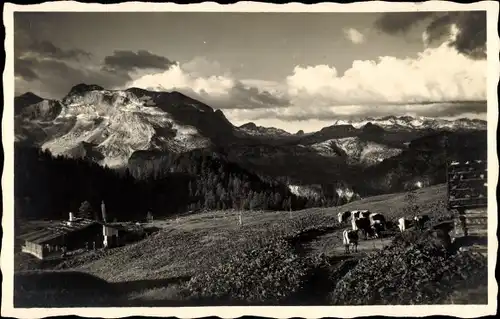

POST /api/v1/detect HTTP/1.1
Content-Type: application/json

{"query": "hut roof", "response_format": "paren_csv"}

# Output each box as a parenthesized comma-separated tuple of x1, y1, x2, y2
(18, 218, 98, 244)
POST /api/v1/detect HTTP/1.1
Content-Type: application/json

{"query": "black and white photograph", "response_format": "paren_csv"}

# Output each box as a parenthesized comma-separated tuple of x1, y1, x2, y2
(1, 1, 498, 318)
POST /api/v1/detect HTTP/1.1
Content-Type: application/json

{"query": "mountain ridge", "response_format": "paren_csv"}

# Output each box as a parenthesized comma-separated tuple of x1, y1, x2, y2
(14, 84, 488, 202)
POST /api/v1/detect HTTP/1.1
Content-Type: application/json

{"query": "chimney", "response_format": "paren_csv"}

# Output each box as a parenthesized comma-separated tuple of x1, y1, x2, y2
(101, 200, 107, 223)
(69, 212, 75, 222)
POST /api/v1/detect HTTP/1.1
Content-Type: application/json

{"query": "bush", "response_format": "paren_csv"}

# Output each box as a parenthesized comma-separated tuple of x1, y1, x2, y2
(186, 237, 310, 305)
(330, 230, 488, 305)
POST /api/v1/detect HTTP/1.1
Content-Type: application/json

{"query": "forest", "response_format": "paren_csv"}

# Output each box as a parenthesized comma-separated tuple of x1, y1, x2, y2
(14, 146, 330, 221)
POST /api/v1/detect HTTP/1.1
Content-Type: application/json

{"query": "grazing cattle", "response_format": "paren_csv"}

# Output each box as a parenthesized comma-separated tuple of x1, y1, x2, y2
(371, 222, 384, 238)
(351, 216, 358, 231)
(369, 213, 386, 229)
(414, 215, 431, 231)
(343, 229, 359, 254)
(338, 211, 351, 224)
(359, 210, 371, 219)
(398, 217, 411, 232)
(355, 217, 371, 240)
(350, 210, 361, 220)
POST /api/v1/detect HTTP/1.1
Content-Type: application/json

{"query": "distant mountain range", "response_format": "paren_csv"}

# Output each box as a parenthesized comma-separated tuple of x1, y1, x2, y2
(237, 115, 486, 137)
(329, 115, 486, 132)
(14, 84, 488, 201)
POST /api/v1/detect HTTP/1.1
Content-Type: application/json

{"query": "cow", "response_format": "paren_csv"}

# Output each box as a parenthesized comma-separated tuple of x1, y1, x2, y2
(338, 211, 351, 224)
(414, 215, 431, 231)
(351, 215, 358, 231)
(343, 229, 359, 254)
(371, 222, 384, 238)
(369, 213, 386, 229)
(359, 210, 371, 219)
(354, 217, 371, 240)
(350, 210, 361, 220)
(398, 217, 411, 232)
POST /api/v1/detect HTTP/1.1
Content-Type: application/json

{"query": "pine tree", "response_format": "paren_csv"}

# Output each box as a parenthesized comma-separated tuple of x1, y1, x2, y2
(78, 200, 93, 219)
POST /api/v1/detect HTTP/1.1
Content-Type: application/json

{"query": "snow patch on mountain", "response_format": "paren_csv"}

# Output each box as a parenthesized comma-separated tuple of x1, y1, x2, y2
(335, 137, 403, 165)
(25, 87, 212, 168)
(311, 137, 403, 165)
(331, 115, 486, 131)
(336, 186, 360, 202)
(288, 184, 322, 200)
(309, 140, 341, 157)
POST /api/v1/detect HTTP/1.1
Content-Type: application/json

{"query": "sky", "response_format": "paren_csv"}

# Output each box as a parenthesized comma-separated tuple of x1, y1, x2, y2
(14, 11, 487, 133)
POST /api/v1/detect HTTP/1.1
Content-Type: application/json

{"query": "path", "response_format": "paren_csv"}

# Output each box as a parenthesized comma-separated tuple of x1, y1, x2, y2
(298, 228, 394, 258)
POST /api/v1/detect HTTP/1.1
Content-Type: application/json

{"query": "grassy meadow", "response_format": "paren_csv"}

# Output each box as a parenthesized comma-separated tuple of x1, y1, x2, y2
(14, 184, 488, 307)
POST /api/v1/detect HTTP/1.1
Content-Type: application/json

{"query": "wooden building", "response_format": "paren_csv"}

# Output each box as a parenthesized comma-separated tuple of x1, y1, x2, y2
(18, 212, 122, 260)
(447, 159, 488, 211)
(447, 159, 488, 254)
(19, 216, 102, 259)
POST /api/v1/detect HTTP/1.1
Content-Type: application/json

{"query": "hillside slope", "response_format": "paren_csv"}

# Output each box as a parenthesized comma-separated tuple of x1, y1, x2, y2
(18, 184, 448, 279)
(15, 184, 487, 306)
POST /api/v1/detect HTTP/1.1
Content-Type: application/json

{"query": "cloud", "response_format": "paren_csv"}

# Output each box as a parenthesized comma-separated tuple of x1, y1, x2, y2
(25, 40, 92, 60)
(374, 12, 435, 35)
(103, 50, 176, 72)
(222, 35, 485, 123)
(375, 11, 486, 59)
(14, 15, 113, 98)
(343, 28, 365, 44)
(14, 57, 39, 81)
(285, 39, 486, 108)
(13, 11, 486, 126)
(127, 59, 290, 110)
(181, 56, 229, 77)
(15, 55, 132, 99)
(444, 12, 486, 59)
(224, 101, 486, 125)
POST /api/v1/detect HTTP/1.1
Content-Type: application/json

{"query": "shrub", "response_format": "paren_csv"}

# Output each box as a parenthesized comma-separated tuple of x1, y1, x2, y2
(330, 229, 488, 305)
(186, 237, 309, 305)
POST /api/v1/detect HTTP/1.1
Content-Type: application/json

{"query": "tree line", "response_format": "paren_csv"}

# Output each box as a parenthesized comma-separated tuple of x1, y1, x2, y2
(14, 146, 340, 222)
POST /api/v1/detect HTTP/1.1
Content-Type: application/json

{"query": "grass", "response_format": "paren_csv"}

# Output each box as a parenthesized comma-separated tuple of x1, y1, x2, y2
(13, 183, 488, 306)
(14, 270, 118, 307)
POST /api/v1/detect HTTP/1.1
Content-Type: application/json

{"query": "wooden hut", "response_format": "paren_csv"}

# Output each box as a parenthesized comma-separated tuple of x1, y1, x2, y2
(18, 214, 102, 260)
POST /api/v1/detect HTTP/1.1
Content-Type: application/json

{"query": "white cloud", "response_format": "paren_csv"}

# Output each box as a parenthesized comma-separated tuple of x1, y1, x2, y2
(128, 62, 235, 96)
(126, 58, 289, 110)
(285, 40, 486, 106)
(125, 36, 486, 129)
(422, 31, 429, 47)
(181, 56, 230, 78)
(343, 28, 365, 44)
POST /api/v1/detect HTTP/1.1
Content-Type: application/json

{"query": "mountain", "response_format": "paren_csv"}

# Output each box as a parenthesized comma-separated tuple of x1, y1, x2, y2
(237, 122, 292, 137)
(309, 137, 403, 165)
(14, 85, 488, 204)
(330, 115, 487, 132)
(353, 130, 488, 196)
(14, 92, 45, 115)
(15, 84, 237, 168)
